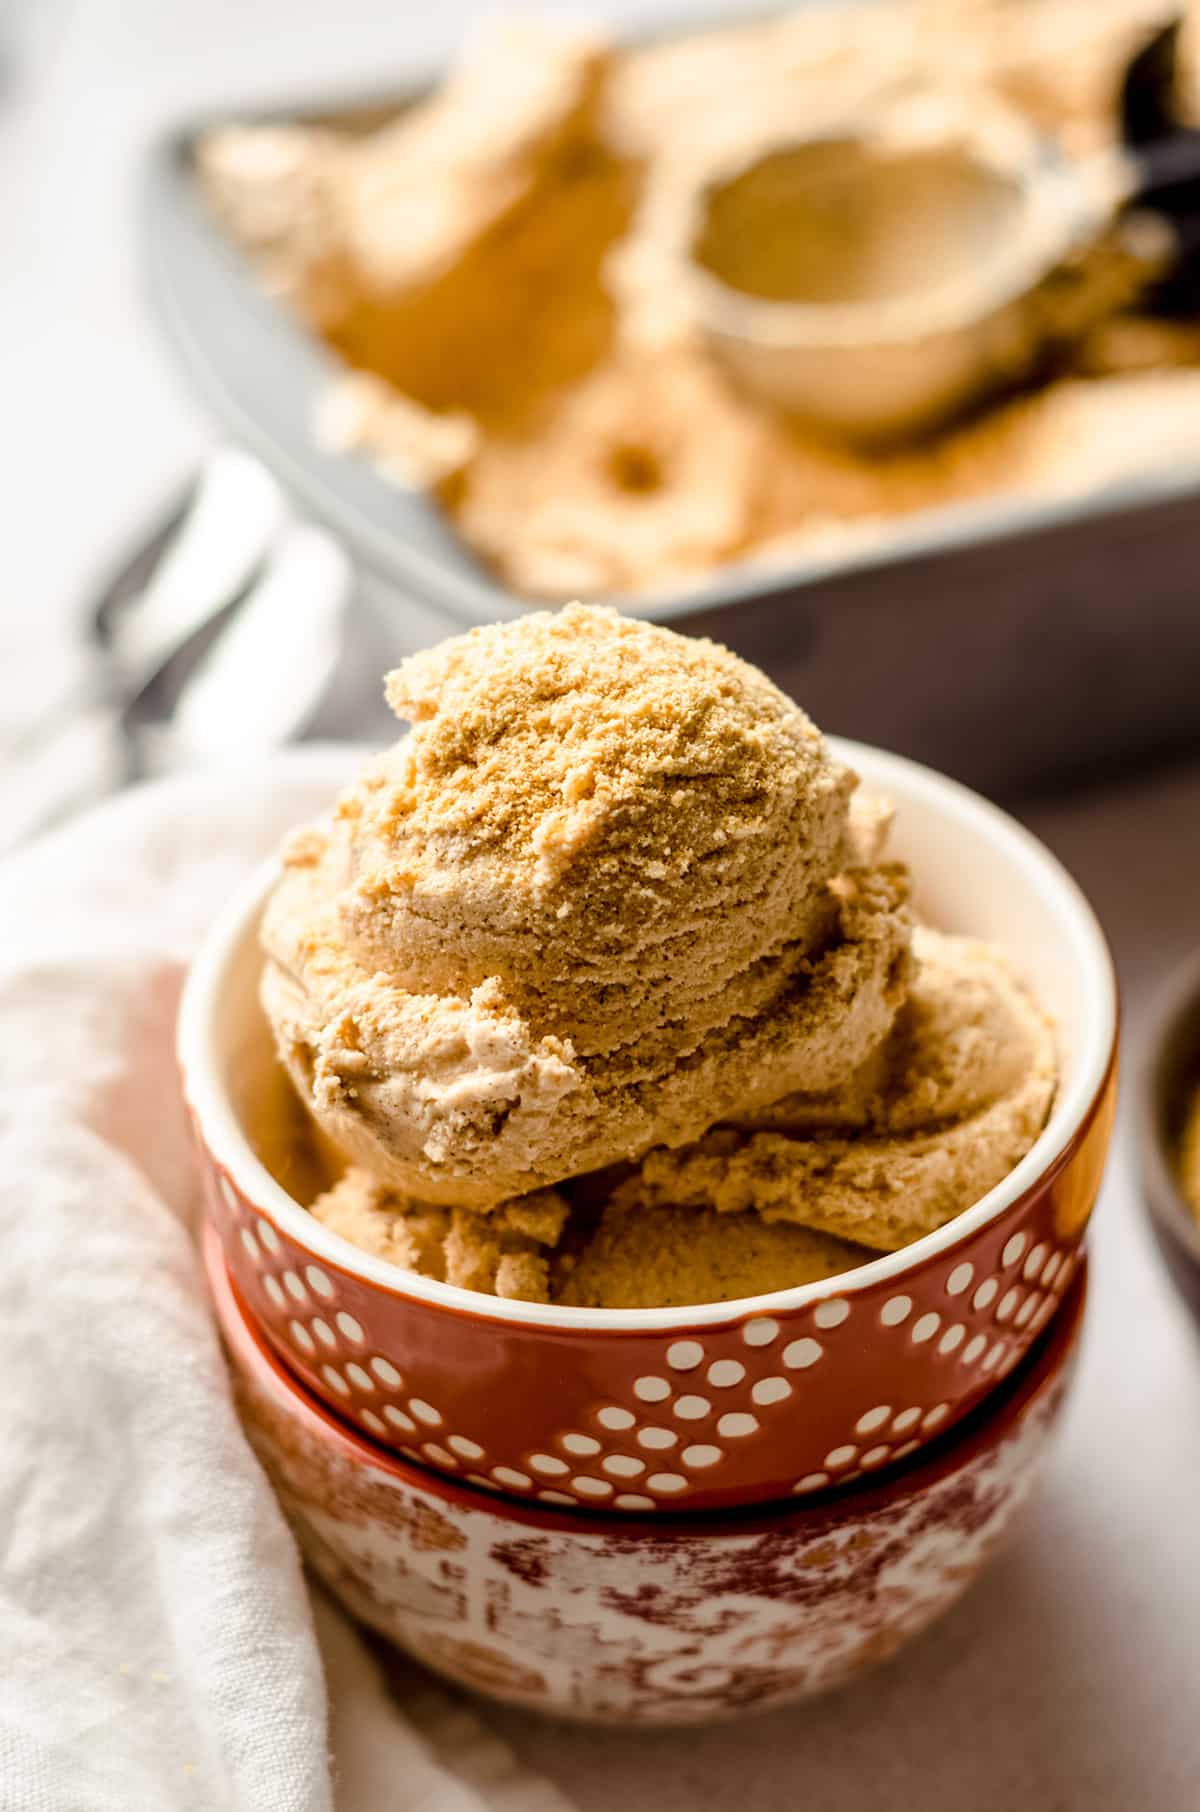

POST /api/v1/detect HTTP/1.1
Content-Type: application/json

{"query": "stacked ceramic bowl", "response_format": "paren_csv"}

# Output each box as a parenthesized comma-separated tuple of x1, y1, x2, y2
(180, 743, 1118, 1723)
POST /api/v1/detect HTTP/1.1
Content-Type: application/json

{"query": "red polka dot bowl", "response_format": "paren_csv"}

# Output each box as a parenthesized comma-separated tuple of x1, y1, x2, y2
(209, 1216, 1087, 1724)
(179, 742, 1117, 1514)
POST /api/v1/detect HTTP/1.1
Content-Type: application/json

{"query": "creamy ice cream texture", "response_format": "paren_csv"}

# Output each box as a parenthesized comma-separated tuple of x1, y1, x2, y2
(259, 604, 1056, 1307)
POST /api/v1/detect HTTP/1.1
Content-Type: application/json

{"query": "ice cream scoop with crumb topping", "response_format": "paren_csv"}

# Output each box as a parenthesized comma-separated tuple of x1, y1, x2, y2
(258, 603, 1055, 1305)
(261, 603, 911, 1210)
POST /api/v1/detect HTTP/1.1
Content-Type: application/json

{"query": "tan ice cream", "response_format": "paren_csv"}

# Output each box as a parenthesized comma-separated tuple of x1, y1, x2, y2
(608, 926, 1057, 1252)
(260, 604, 910, 1209)
(260, 604, 1056, 1306)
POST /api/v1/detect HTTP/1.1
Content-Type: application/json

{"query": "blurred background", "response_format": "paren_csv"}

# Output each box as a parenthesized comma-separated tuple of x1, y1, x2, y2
(5, 0, 1200, 852)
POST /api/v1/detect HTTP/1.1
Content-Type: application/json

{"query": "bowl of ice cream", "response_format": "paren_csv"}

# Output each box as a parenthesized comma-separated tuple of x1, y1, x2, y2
(1137, 948, 1200, 1326)
(209, 1211, 1088, 1723)
(179, 606, 1117, 1512)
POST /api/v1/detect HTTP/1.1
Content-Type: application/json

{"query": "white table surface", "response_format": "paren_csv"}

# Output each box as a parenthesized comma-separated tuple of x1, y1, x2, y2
(7, 4, 1200, 1806)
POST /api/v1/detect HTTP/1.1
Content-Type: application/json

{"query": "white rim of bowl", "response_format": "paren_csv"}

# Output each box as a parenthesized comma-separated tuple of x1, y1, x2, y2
(177, 739, 1117, 1334)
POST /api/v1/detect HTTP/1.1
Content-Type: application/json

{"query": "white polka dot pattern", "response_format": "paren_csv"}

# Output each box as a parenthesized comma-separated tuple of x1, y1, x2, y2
(529, 1453, 568, 1476)
(210, 1158, 1086, 1514)
(1002, 1233, 1028, 1269)
(602, 1454, 645, 1479)
(637, 1427, 677, 1451)
(813, 1298, 850, 1329)
(717, 1413, 759, 1439)
(572, 1476, 612, 1499)
(682, 1444, 722, 1469)
(492, 1467, 531, 1492)
(448, 1436, 484, 1461)
(794, 1472, 829, 1493)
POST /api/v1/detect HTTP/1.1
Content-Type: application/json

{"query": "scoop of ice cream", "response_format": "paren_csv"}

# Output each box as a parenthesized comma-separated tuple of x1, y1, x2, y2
(556, 1205, 867, 1308)
(308, 1163, 864, 1309)
(610, 926, 1057, 1250)
(260, 604, 911, 1208)
(310, 1168, 569, 1304)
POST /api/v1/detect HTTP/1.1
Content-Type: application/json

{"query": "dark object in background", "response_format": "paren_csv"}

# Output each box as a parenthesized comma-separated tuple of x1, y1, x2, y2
(1119, 16, 1200, 313)
(143, 13, 1200, 802)
(1137, 948, 1200, 1332)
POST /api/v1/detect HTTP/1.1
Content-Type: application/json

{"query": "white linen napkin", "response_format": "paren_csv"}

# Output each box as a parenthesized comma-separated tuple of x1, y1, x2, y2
(0, 755, 569, 1812)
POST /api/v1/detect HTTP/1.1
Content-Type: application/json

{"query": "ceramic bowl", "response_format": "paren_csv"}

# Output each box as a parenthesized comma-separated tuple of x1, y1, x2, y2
(180, 740, 1117, 1514)
(1137, 948, 1200, 1325)
(208, 1218, 1087, 1724)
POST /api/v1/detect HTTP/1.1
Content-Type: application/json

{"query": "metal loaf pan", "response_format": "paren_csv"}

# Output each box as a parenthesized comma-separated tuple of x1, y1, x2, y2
(142, 38, 1200, 799)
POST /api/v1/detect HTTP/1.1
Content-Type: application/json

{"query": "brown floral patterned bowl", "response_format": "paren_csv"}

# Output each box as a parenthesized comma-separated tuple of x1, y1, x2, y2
(208, 1218, 1087, 1724)
(180, 742, 1117, 1513)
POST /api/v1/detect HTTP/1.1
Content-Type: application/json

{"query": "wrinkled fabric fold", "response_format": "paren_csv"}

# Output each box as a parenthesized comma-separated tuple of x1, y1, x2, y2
(0, 758, 557, 1812)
